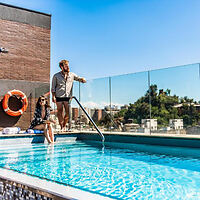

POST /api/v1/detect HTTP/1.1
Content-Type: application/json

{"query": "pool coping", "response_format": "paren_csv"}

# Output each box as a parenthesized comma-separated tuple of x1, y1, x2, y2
(0, 130, 200, 140)
(0, 167, 114, 200)
(80, 131, 200, 140)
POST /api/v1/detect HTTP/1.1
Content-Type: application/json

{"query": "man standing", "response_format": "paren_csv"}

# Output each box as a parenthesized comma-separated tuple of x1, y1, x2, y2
(51, 60, 86, 130)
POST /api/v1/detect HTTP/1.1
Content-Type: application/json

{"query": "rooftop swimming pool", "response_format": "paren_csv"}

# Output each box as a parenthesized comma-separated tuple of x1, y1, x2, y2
(0, 140, 200, 199)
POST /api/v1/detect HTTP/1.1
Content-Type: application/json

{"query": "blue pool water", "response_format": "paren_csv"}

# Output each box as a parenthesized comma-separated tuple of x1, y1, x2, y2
(0, 141, 200, 199)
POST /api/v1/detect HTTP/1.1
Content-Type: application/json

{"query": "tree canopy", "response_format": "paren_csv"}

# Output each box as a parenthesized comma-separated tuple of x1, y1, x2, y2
(114, 84, 200, 127)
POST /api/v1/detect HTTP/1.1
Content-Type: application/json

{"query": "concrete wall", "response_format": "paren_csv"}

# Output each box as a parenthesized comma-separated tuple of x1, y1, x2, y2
(186, 126, 200, 135)
(0, 3, 51, 130)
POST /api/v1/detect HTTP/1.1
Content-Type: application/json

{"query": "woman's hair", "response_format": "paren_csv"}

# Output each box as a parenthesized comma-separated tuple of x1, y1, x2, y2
(35, 95, 50, 110)
(59, 59, 69, 68)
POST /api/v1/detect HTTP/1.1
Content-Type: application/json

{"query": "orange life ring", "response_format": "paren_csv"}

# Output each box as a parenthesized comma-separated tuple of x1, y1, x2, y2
(2, 90, 28, 117)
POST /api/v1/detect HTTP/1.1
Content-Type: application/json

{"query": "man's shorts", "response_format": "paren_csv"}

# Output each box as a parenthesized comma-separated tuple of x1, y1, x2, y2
(56, 97, 71, 102)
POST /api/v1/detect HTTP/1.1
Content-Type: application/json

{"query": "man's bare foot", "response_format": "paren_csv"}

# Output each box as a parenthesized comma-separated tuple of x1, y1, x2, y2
(62, 127, 67, 132)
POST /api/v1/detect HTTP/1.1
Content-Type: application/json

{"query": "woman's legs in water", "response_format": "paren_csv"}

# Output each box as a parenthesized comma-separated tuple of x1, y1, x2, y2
(47, 123, 54, 143)
(33, 124, 52, 144)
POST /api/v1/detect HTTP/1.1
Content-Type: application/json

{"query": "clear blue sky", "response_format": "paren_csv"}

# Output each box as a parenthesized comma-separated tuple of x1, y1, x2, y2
(1, 0, 200, 80)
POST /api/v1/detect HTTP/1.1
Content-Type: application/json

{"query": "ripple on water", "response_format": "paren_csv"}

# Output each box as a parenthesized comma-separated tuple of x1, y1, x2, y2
(0, 142, 200, 200)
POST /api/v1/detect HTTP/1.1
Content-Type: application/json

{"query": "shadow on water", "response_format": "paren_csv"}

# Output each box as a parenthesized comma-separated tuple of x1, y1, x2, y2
(81, 140, 200, 171)
(31, 136, 45, 143)
(82, 140, 200, 158)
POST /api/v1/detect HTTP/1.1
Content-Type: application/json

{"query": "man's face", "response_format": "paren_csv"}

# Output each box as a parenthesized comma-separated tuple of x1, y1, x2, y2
(61, 62, 70, 73)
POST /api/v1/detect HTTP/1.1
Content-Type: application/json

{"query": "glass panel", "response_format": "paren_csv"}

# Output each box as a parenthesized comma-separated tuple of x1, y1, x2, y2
(71, 77, 110, 132)
(70, 81, 80, 131)
(111, 72, 149, 133)
(150, 64, 200, 135)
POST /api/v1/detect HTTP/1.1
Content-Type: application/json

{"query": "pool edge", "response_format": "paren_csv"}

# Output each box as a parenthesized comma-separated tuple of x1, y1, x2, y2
(0, 168, 114, 200)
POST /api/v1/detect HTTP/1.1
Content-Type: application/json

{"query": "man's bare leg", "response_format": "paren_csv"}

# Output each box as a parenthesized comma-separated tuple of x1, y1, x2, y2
(63, 101, 69, 129)
(56, 102, 64, 130)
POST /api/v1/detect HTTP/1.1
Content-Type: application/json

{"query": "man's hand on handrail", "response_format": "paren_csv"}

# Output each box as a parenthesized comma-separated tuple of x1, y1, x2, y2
(79, 78, 86, 83)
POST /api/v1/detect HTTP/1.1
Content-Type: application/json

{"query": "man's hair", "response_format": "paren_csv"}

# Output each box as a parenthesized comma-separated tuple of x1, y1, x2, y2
(59, 60, 69, 68)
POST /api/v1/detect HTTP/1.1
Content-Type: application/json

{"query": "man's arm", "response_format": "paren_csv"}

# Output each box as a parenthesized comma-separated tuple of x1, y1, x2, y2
(52, 92, 56, 103)
(74, 73, 86, 83)
(51, 75, 57, 103)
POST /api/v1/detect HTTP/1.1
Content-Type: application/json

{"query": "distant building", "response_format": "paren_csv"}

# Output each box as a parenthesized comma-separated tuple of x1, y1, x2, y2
(127, 119, 133, 123)
(92, 109, 103, 121)
(141, 119, 157, 130)
(124, 123, 139, 132)
(169, 119, 183, 130)
(83, 107, 93, 124)
(104, 105, 120, 116)
(72, 107, 105, 124)
(104, 105, 119, 111)
(174, 103, 200, 113)
(121, 105, 129, 110)
(90, 109, 96, 119)
(159, 127, 171, 131)
(97, 109, 102, 121)
(72, 108, 79, 122)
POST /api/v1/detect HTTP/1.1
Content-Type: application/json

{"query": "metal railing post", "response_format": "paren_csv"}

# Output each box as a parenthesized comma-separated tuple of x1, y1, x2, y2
(72, 96, 105, 142)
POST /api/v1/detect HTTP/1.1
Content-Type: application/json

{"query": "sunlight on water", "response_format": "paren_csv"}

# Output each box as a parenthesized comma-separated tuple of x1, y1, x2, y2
(0, 141, 200, 200)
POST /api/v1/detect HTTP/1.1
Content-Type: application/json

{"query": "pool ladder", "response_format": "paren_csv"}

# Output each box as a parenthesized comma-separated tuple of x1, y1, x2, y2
(72, 96, 105, 142)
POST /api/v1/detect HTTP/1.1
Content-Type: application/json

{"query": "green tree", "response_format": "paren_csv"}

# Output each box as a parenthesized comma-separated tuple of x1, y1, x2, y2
(119, 85, 200, 128)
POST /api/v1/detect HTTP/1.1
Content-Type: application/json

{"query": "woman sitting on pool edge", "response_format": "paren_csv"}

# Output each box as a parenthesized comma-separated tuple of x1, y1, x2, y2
(29, 96, 55, 144)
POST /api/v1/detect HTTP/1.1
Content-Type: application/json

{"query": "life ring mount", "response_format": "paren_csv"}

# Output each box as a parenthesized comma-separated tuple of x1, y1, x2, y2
(2, 89, 28, 117)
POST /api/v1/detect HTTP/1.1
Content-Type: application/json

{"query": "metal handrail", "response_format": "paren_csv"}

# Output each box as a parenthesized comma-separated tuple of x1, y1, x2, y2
(72, 96, 105, 142)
